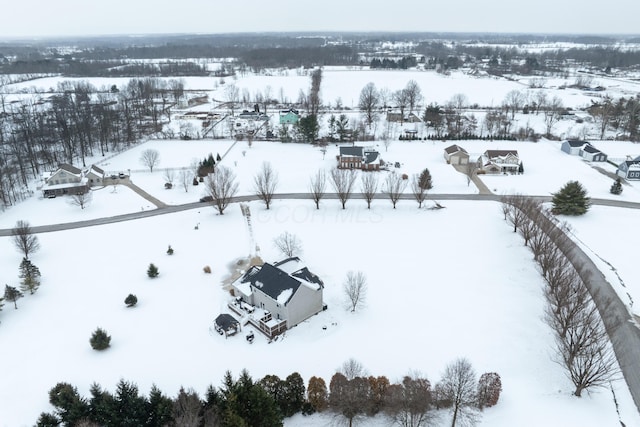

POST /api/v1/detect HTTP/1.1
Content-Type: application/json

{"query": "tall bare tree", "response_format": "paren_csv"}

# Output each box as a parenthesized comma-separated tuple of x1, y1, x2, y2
(273, 231, 303, 258)
(358, 82, 380, 129)
(384, 173, 408, 209)
(140, 148, 160, 172)
(179, 169, 190, 192)
(330, 168, 357, 209)
(503, 90, 525, 119)
(438, 358, 478, 427)
(543, 96, 564, 137)
(70, 191, 92, 210)
(309, 68, 323, 116)
(12, 220, 40, 259)
(393, 89, 410, 125)
(360, 173, 379, 209)
(344, 271, 367, 312)
(253, 161, 279, 210)
(204, 165, 238, 215)
(309, 169, 327, 210)
(404, 80, 423, 116)
(411, 169, 433, 208)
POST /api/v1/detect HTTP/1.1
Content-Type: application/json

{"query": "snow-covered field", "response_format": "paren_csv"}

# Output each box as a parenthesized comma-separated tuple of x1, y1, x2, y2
(2, 67, 640, 426)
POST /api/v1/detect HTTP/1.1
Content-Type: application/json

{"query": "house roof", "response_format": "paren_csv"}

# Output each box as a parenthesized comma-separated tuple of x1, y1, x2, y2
(279, 108, 299, 116)
(58, 163, 82, 176)
(484, 150, 519, 158)
(564, 139, 589, 148)
(241, 263, 302, 306)
(340, 146, 364, 157)
(581, 144, 603, 154)
(215, 313, 238, 330)
(364, 150, 380, 165)
(444, 144, 468, 155)
(88, 164, 105, 175)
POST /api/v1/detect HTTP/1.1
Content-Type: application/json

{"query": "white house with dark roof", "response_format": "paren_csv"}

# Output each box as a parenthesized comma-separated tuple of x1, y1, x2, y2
(42, 163, 105, 197)
(561, 140, 589, 155)
(230, 257, 324, 337)
(477, 150, 520, 174)
(579, 144, 608, 162)
(617, 156, 640, 180)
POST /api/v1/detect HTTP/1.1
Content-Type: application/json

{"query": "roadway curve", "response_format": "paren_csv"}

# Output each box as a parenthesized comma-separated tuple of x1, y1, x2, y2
(2, 193, 640, 413)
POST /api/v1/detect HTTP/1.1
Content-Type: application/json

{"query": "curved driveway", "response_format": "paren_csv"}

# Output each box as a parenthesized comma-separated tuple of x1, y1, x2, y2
(2, 193, 640, 412)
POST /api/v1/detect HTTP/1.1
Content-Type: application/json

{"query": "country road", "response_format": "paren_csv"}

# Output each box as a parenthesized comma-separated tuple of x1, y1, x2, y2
(2, 193, 640, 413)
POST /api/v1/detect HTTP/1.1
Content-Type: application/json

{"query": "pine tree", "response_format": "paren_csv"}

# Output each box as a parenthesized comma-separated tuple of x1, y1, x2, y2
(90, 328, 111, 350)
(166, 245, 174, 255)
(216, 153, 222, 161)
(124, 294, 138, 307)
(610, 178, 623, 195)
(19, 257, 41, 295)
(147, 263, 159, 278)
(147, 384, 175, 427)
(551, 180, 591, 216)
(4, 284, 24, 309)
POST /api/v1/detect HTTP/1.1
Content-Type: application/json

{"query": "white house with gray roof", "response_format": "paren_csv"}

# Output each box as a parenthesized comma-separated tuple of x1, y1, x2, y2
(230, 257, 324, 337)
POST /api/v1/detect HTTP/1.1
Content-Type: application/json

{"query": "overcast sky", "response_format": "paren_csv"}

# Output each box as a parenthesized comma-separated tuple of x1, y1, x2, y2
(1, 0, 639, 39)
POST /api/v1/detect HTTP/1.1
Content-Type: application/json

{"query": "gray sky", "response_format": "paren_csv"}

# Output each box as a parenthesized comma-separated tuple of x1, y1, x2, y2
(2, 0, 639, 39)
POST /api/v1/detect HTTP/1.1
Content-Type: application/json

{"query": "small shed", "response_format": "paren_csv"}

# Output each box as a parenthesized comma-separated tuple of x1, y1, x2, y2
(443, 144, 469, 165)
(214, 314, 240, 338)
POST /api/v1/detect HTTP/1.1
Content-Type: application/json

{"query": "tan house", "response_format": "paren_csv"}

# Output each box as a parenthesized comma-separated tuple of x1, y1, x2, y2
(477, 150, 520, 174)
(443, 144, 469, 165)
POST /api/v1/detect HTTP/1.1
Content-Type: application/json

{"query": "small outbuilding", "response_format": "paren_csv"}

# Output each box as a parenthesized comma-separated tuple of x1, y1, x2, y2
(443, 144, 469, 165)
(561, 140, 589, 155)
(579, 144, 608, 162)
(214, 314, 240, 338)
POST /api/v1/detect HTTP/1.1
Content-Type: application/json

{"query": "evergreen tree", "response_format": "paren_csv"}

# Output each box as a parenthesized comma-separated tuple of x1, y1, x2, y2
(90, 328, 111, 350)
(114, 380, 148, 426)
(48, 382, 90, 425)
(610, 177, 623, 195)
(19, 257, 41, 295)
(35, 412, 60, 427)
(220, 370, 283, 426)
(551, 180, 591, 216)
(166, 245, 174, 255)
(147, 384, 175, 427)
(217, 153, 222, 161)
(281, 372, 305, 417)
(88, 383, 117, 425)
(4, 284, 24, 309)
(124, 294, 138, 307)
(147, 263, 159, 278)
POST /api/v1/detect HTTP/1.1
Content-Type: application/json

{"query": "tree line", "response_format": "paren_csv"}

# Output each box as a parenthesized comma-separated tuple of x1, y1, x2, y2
(500, 194, 618, 397)
(36, 358, 501, 427)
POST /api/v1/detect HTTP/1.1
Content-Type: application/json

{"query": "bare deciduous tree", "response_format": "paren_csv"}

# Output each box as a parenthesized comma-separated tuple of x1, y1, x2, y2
(163, 168, 175, 188)
(70, 191, 92, 210)
(503, 90, 525, 119)
(140, 148, 160, 172)
(204, 165, 238, 215)
(438, 358, 479, 427)
(330, 168, 358, 209)
(384, 172, 408, 209)
(179, 169, 190, 192)
(358, 82, 380, 128)
(411, 169, 433, 209)
(404, 80, 423, 116)
(12, 220, 40, 259)
(360, 173, 378, 209)
(465, 161, 478, 187)
(172, 387, 202, 427)
(385, 374, 434, 427)
(344, 271, 367, 312)
(273, 231, 303, 258)
(340, 358, 367, 380)
(543, 96, 564, 137)
(253, 161, 279, 210)
(309, 169, 327, 210)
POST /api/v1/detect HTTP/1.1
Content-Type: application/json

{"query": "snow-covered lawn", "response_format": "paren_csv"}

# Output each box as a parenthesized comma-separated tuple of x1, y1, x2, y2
(1, 201, 638, 427)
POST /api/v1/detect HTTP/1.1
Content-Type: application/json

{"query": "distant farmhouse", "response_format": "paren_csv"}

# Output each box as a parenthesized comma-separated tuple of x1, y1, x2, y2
(337, 146, 381, 171)
(229, 257, 325, 338)
(477, 150, 521, 174)
(279, 109, 300, 125)
(617, 156, 640, 180)
(42, 164, 105, 197)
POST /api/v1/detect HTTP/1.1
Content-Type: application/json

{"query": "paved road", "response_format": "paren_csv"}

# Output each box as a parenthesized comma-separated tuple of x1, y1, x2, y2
(2, 192, 640, 413)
